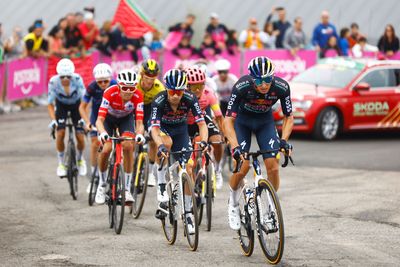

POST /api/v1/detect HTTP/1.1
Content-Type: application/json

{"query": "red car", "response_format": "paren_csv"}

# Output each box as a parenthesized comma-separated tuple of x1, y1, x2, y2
(274, 58, 400, 140)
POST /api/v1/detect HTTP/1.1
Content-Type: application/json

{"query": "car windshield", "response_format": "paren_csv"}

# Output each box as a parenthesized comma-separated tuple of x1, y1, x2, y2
(292, 61, 363, 88)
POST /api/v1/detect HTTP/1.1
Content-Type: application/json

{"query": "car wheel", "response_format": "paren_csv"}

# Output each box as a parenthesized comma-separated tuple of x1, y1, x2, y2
(313, 107, 340, 140)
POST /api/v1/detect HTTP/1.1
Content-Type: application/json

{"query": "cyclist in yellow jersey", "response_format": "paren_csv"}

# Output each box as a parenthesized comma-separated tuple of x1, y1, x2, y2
(137, 59, 165, 186)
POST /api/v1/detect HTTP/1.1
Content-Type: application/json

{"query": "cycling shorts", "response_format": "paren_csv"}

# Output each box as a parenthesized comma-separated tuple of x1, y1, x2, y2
(161, 126, 192, 162)
(103, 114, 135, 138)
(188, 114, 220, 139)
(55, 99, 84, 133)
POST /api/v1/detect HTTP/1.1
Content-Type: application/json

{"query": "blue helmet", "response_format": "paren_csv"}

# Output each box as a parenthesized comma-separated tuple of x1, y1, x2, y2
(163, 69, 187, 90)
(247, 56, 275, 79)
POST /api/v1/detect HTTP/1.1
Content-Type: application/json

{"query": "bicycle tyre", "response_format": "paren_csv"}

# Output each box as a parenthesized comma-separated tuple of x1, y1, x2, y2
(196, 158, 204, 226)
(131, 152, 149, 219)
(113, 164, 125, 234)
(67, 141, 78, 200)
(107, 162, 114, 229)
(88, 172, 99, 206)
(205, 163, 213, 231)
(161, 181, 177, 245)
(256, 179, 284, 265)
(181, 172, 199, 251)
(238, 187, 255, 257)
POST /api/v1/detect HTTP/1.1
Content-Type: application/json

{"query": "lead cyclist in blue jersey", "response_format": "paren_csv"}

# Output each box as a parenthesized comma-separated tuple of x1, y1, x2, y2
(224, 56, 294, 230)
(47, 58, 87, 178)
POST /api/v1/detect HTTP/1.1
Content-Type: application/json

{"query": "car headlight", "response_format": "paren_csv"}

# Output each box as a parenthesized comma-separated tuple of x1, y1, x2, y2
(292, 100, 313, 111)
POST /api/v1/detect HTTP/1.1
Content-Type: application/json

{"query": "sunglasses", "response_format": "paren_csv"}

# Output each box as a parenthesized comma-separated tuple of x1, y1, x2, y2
(167, 89, 184, 96)
(254, 76, 273, 86)
(218, 70, 228, 75)
(97, 79, 110, 85)
(188, 84, 204, 92)
(120, 86, 137, 92)
(60, 75, 71, 80)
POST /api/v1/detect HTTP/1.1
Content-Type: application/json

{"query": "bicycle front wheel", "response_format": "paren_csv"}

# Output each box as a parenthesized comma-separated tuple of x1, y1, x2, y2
(238, 187, 254, 257)
(88, 172, 99, 206)
(161, 182, 177, 245)
(113, 164, 125, 234)
(181, 172, 199, 251)
(66, 142, 78, 200)
(131, 152, 149, 219)
(256, 179, 284, 265)
(205, 163, 214, 231)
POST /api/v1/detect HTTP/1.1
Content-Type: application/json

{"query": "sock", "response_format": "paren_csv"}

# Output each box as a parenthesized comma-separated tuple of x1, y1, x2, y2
(229, 186, 240, 206)
(91, 166, 96, 176)
(77, 150, 83, 161)
(57, 151, 64, 164)
(184, 195, 192, 212)
(149, 162, 154, 175)
(125, 172, 132, 190)
(99, 171, 107, 186)
(215, 160, 222, 172)
(157, 164, 166, 184)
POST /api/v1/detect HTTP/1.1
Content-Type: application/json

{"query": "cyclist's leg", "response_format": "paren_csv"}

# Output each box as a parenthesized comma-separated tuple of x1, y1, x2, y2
(98, 116, 114, 186)
(70, 101, 85, 158)
(118, 114, 136, 191)
(206, 115, 223, 173)
(187, 123, 199, 181)
(55, 100, 67, 167)
(155, 128, 172, 204)
(89, 112, 99, 176)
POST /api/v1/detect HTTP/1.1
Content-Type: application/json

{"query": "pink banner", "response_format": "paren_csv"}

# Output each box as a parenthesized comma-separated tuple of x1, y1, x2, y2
(244, 49, 317, 80)
(7, 57, 47, 101)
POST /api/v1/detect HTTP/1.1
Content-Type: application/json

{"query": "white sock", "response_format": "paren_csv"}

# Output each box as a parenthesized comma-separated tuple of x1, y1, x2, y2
(125, 172, 132, 189)
(99, 171, 107, 186)
(229, 186, 240, 206)
(215, 161, 222, 172)
(77, 150, 83, 161)
(157, 164, 166, 184)
(57, 151, 64, 164)
(184, 195, 192, 212)
(149, 162, 154, 175)
(90, 166, 96, 176)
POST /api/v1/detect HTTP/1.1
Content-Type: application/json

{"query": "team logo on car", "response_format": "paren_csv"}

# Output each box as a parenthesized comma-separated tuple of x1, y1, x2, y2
(353, 101, 389, 116)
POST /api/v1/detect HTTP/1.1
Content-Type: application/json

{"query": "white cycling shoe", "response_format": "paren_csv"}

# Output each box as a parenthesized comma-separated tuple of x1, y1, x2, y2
(95, 186, 106, 204)
(228, 203, 241, 231)
(77, 159, 87, 176)
(57, 164, 67, 177)
(185, 214, 196, 235)
(147, 172, 156, 187)
(125, 190, 134, 204)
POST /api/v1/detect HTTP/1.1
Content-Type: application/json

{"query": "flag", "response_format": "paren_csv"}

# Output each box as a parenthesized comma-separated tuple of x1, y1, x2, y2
(112, 0, 157, 38)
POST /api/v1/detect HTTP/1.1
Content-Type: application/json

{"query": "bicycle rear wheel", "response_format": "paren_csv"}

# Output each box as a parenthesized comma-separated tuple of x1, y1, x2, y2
(181, 172, 199, 251)
(67, 142, 78, 200)
(113, 164, 125, 234)
(161, 182, 177, 245)
(205, 163, 213, 231)
(88, 171, 99, 206)
(131, 152, 149, 219)
(238, 187, 255, 257)
(256, 179, 284, 265)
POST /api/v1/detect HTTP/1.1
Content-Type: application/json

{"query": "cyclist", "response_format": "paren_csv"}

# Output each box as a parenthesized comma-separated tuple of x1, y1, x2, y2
(150, 69, 208, 233)
(186, 66, 225, 189)
(95, 69, 145, 205)
(212, 59, 238, 116)
(224, 56, 294, 230)
(79, 63, 116, 192)
(136, 59, 165, 187)
(47, 58, 87, 177)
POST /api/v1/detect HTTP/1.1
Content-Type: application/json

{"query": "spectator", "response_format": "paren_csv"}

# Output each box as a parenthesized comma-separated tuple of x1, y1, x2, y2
(377, 24, 399, 57)
(4, 26, 25, 60)
(125, 36, 146, 63)
(263, 22, 277, 49)
(320, 36, 341, 58)
(265, 6, 291, 48)
(148, 30, 164, 52)
(64, 13, 84, 56)
(23, 21, 48, 58)
(283, 17, 307, 57)
(48, 25, 68, 57)
(172, 36, 197, 59)
(206, 13, 229, 50)
(239, 18, 269, 50)
(352, 37, 378, 58)
(96, 21, 113, 56)
(338, 28, 350, 56)
(78, 12, 99, 51)
(109, 22, 125, 52)
(312, 10, 339, 52)
(0, 23, 4, 63)
(28, 19, 44, 33)
(168, 14, 196, 41)
(348, 23, 364, 48)
(75, 12, 84, 25)
(199, 33, 221, 58)
(226, 29, 239, 55)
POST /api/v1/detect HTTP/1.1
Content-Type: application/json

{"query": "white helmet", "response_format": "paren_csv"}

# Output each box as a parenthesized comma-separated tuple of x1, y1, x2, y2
(93, 63, 112, 79)
(56, 58, 75, 76)
(117, 69, 139, 87)
(215, 59, 231, 71)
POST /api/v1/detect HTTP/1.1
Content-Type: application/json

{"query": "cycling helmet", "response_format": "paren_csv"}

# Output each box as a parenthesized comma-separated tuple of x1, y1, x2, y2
(186, 66, 206, 84)
(117, 69, 139, 87)
(93, 63, 112, 79)
(56, 58, 75, 76)
(163, 69, 187, 90)
(215, 59, 231, 71)
(247, 56, 275, 78)
(141, 59, 160, 77)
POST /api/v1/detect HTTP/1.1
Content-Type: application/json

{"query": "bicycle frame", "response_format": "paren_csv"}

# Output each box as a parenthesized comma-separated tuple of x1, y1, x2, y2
(134, 144, 147, 188)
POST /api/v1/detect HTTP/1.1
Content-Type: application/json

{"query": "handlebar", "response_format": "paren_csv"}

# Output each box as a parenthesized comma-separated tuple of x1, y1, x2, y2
(157, 148, 205, 171)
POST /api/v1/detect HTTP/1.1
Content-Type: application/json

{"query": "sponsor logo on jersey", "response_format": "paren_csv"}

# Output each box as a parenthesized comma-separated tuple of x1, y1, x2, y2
(235, 80, 250, 90)
(274, 79, 288, 90)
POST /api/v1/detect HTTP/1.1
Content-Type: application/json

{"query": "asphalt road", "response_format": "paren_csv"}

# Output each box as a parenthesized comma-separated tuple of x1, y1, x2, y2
(0, 107, 399, 266)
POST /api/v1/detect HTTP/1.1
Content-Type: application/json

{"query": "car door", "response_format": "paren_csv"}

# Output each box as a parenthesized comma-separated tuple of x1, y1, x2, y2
(350, 67, 400, 129)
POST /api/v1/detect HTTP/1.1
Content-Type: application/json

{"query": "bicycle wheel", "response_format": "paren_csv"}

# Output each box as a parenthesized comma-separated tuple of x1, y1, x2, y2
(195, 159, 205, 226)
(238, 187, 255, 257)
(256, 179, 284, 265)
(181, 172, 199, 251)
(205, 163, 213, 231)
(107, 162, 114, 228)
(113, 164, 125, 234)
(67, 141, 78, 200)
(131, 152, 149, 219)
(161, 182, 177, 245)
(88, 171, 99, 206)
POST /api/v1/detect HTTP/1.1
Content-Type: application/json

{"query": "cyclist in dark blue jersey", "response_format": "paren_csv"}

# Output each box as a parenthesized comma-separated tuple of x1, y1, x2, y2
(79, 63, 116, 191)
(224, 56, 294, 230)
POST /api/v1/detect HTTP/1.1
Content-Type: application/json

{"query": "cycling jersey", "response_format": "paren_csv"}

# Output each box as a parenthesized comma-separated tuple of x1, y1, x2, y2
(150, 91, 204, 134)
(187, 87, 222, 125)
(98, 85, 144, 120)
(136, 77, 165, 127)
(48, 74, 85, 105)
(212, 73, 238, 102)
(226, 75, 292, 119)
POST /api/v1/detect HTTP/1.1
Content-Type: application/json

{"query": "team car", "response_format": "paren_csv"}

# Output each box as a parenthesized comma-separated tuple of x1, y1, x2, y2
(274, 58, 400, 140)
